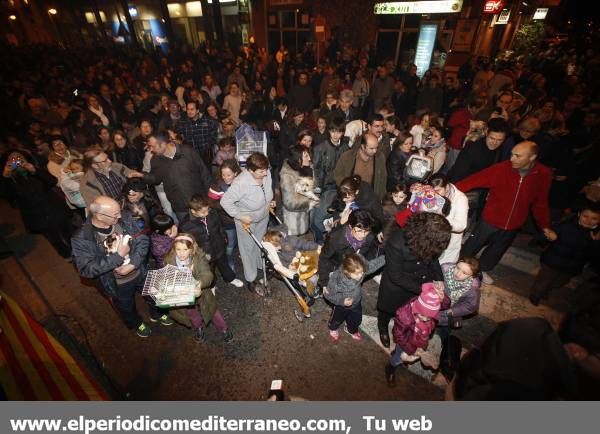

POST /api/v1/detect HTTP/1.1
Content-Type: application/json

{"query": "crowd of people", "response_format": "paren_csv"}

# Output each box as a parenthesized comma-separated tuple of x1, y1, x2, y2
(1, 37, 599, 399)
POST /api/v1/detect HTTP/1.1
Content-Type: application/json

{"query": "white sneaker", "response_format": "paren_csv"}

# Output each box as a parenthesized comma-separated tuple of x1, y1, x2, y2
(230, 278, 244, 288)
(481, 272, 494, 285)
(373, 274, 382, 284)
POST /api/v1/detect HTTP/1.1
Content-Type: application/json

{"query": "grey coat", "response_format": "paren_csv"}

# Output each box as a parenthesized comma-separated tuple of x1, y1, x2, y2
(325, 255, 385, 308)
(220, 169, 273, 223)
(279, 161, 313, 235)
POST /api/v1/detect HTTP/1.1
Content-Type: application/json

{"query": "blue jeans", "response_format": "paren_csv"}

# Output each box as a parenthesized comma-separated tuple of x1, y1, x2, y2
(310, 188, 337, 243)
(224, 227, 237, 271)
(390, 345, 405, 367)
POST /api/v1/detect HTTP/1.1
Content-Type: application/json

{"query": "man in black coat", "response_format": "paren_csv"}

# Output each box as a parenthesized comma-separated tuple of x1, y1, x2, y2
(287, 72, 315, 114)
(448, 118, 509, 183)
(447, 118, 509, 233)
(136, 132, 212, 222)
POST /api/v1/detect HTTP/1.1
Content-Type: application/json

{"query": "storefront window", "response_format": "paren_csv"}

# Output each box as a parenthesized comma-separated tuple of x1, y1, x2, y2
(268, 30, 281, 51)
(281, 11, 296, 28)
(378, 15, 402, 28)
(398, 31, 418, 67)
(267, 10, 311, 55)
(376, 31, 399, 63)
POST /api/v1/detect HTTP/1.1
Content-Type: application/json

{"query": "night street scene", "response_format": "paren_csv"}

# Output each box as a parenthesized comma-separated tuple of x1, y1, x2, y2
(0, 0, 599, 402)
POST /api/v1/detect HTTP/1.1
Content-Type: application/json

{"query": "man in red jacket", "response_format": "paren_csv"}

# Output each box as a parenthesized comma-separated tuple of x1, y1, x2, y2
(456, 141, 553, 284)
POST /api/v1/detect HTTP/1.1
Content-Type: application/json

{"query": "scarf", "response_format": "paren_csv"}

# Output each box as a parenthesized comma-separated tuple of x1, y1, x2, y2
(344, 225, 366, 252)
(88, 104, 110, 126)
(424, 137, 446, 151)
(443, 264, 473, 304)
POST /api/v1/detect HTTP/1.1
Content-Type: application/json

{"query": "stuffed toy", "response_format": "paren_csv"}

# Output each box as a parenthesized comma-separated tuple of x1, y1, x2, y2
(407, 183, 446, 215)
(262, 230, 321, 296)
(289, 250, 320, 296)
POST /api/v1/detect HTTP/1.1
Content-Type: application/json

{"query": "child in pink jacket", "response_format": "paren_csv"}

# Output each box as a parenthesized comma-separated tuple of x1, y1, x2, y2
(385, 282, 449, 385)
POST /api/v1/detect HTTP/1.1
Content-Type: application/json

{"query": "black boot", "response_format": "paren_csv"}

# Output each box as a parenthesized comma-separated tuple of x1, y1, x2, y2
(385, 363, 397, 386)
(379, 332, 390, 348)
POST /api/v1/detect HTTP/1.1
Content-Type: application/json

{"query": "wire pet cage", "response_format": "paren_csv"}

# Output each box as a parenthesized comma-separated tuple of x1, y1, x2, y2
(142, 265, 197, 308)
(235, 123, 267, 166)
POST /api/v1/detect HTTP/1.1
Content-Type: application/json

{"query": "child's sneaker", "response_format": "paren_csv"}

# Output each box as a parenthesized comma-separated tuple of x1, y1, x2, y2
(344, 325, 363, 341)
(223, 329, 234, 343)
(230, 278, 244, 288)
(149, 314, 174, 327)
(329, 329, 340, 342)
(135, 322, 151, 338)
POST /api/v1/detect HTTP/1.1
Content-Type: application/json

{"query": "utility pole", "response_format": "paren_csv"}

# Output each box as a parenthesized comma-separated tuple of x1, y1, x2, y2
(200, 0, 215, 48)
(158, 0, 175, 45)
(211, 0, 225, 49)
(91, 0, 108, 40)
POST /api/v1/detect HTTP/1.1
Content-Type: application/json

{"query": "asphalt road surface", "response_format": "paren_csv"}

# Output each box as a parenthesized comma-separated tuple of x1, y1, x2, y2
(0, 201, 573, 400)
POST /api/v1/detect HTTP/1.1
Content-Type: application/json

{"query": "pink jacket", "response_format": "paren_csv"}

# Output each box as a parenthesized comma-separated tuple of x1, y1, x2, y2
(392, 293, 449, 355)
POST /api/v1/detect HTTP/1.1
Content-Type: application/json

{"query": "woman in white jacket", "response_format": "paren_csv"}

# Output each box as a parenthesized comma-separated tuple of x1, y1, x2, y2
(430, 174, 468, 264)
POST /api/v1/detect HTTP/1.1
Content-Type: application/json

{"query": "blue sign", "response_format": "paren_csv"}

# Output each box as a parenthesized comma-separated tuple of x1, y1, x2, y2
(414, 24, 438, 78)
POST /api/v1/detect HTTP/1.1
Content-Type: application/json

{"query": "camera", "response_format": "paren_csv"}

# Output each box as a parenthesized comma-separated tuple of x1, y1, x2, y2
(10, 159, 22, 170)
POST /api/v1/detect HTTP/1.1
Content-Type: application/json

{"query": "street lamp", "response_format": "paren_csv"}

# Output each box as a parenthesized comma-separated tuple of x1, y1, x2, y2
(47, 8, 63, 45)
(9, 15, 17, 21)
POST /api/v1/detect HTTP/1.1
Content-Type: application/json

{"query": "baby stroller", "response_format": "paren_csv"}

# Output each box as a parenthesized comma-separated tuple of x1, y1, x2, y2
(244, 214, 315, 322)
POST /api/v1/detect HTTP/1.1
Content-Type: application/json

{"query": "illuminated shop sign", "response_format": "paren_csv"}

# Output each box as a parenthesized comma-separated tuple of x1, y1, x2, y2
(374, 1, 463, 15)
(483, 0, 505, 14)
(414, 24, 437, 78)
(495, 9, 511, 25)
(533, 8, 549, 20)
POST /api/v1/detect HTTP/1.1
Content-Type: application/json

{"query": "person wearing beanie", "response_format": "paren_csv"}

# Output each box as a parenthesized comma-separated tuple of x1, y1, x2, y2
(385, 282, 450, 385)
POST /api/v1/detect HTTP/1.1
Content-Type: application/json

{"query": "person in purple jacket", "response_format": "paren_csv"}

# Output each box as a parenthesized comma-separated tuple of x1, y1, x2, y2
(438, 258, 481, 329)
(149, 213, 178, 268)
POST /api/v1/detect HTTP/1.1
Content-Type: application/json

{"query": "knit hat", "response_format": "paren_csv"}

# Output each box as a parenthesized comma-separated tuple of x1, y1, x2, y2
(412, 283, 442, 320)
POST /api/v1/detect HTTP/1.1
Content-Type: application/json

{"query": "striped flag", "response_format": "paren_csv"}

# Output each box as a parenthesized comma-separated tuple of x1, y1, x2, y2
(0, 292, 107, 400)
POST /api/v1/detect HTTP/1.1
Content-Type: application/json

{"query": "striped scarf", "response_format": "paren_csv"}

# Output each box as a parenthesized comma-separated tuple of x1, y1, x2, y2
(443, 264, 473, 304)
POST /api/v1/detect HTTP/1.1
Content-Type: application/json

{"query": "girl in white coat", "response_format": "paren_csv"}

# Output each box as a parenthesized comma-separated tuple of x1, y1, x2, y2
(430, 175, 468, 264)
